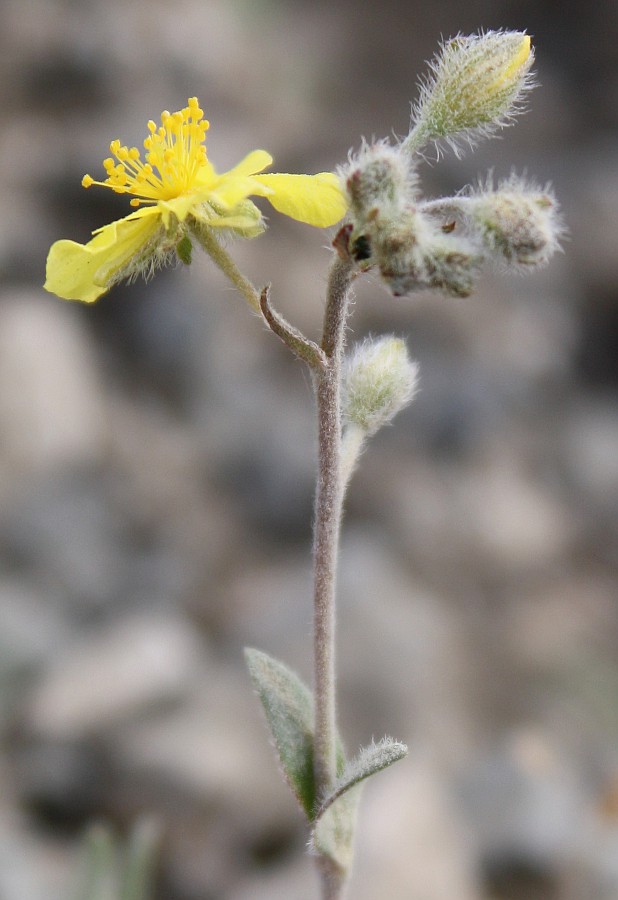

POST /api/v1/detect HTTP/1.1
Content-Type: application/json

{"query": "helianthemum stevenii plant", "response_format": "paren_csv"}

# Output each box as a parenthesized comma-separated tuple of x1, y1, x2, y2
(45, 31, 563, 900)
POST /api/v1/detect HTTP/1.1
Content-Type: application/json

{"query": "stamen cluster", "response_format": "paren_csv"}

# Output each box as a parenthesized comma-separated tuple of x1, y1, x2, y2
(82, 97, 210, 206)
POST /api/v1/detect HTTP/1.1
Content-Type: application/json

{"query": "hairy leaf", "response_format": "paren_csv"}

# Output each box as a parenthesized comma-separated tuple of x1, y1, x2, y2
(317, 737, 408, 818)
(245, 647, 316, 818)
(311, 737, 407, 874)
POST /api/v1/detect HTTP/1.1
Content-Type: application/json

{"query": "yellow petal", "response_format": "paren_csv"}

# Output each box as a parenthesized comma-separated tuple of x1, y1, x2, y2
(44, 212, 161, 303)
(224, 149, 273, 179)
(158, 194, 199, 227)
(202, 150, 274, 210)
(252, 172, 348, 227)
(498, 34, 531, 87)
(209, 176, 271, 209)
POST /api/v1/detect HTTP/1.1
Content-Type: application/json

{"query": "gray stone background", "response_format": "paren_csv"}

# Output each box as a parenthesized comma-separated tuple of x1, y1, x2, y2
(0, 0, 617, 897)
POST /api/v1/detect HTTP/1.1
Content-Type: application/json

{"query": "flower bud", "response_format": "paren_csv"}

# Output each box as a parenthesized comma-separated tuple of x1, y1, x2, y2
(465, 177, 563, 266)
(344, 142, 416, 221)
(370, 209, 482, 298)
(342, 336, 419, 436)
(405, 30, 534, 154)
(369, 206, 432, 277)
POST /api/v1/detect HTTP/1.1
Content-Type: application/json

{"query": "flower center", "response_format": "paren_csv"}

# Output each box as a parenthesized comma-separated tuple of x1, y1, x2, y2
(82, 97, 210, 207)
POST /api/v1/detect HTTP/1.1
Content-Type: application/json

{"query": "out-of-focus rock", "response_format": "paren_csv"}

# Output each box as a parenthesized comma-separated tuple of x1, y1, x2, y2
(354, 754, 481, 900)
(0, 291, 105, 476)
(24, 613, 204, 739)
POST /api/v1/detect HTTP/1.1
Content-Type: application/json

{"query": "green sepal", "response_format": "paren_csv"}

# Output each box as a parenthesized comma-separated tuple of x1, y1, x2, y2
(175, 235, 192, 265)
(245, 647, 317, 819)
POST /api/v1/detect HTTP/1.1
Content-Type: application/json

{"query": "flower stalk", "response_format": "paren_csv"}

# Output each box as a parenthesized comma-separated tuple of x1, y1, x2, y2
(193, 227, 262, 312)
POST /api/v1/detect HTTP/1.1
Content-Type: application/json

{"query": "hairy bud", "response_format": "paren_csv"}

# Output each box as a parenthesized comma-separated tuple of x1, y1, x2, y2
(336, 32, 561, 305)
(404, 30, 534, 155)
(344, 142, 416, 220)
(378, 219, 482, 298)
(342, 336, 419, 436)
(464, 177, 563, 266)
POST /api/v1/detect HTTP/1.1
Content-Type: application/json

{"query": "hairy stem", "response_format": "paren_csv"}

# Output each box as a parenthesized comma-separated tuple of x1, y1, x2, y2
(313, 255, 355, 899)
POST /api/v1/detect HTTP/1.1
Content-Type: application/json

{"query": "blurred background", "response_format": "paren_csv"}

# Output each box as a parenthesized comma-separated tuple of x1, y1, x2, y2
(0, 0, 617, 897)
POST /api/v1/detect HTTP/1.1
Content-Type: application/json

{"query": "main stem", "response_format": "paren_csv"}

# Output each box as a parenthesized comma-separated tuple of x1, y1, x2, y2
(313, 255, 355, 899)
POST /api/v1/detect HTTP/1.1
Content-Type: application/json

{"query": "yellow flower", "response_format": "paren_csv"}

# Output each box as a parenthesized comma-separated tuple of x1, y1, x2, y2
(45, 98, 347, 303)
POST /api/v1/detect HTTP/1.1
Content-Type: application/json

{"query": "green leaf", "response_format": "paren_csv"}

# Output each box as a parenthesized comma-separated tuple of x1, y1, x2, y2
(317, 737, 408, 818)
(245, 647, 316, 818)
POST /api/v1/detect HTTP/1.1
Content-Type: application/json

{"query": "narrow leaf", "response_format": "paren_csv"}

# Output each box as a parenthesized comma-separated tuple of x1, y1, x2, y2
(316, 737, 408, 818)
(245, 647, 316, 818)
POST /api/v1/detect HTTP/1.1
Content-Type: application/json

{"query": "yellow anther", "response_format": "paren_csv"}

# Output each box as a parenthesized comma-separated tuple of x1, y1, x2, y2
(129, 148, 140, 161)
(82, 174, 94, 188)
